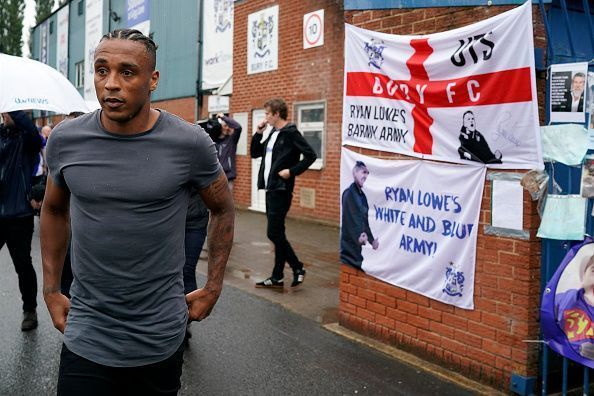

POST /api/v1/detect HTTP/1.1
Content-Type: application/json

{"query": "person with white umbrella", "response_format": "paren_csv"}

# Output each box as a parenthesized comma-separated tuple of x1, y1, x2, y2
(0, 110, 43, 331)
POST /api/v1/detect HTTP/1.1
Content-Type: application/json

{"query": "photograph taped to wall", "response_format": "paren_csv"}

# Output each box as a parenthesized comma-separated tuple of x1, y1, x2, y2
(582, 154, 594, 198)
(550, 62, 588, 123)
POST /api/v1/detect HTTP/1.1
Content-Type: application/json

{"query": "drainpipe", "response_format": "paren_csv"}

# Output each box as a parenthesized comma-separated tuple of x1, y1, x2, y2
(195, 1, 204, 122)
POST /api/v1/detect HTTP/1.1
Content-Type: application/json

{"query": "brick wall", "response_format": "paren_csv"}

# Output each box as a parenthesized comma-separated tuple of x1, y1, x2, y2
(338, 5, 547, 390)
(231, 0, 344, 224)
(153, 96, 196, 123)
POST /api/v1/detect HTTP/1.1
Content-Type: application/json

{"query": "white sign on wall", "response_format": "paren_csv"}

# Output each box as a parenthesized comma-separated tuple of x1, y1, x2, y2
(84, 0, 103, 101)
(208, 95, 230, 113)
(303, 9, 324, 49)
(56, 6, 69, 77)
(247, 5, 278, 75)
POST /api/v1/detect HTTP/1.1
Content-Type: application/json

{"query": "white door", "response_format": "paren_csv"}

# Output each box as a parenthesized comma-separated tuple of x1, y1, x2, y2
(249, 109, 272, 212)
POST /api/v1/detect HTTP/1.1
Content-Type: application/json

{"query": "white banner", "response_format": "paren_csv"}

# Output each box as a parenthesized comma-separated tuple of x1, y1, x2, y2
(84, 0, 103, 101)
(202, 0, 234, 90)
(56, 6, 69, 77)
(247, 5, 278, 75)
(342, 2, 542, 170)
(127, 0, 150, 36)
(340, 148, 486, 309)
(39, 20, 49, 64)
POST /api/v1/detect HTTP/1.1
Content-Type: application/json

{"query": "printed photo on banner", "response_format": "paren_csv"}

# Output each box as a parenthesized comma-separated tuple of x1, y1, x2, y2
(542, 240, 594, 368)
(342, 2, 542, 170)
(550, 62, 588, 123)
(340, 148, 486, 309)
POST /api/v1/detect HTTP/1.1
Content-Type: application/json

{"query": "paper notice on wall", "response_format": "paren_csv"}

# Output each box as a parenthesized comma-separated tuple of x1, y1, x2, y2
(491, 180, 524, 230)
(550, 62, 588, 123)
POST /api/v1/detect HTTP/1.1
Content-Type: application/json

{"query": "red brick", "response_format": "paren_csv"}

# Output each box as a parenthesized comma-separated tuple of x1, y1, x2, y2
(375, 315, 396, 330)
(483, 339, 512, 359)
(442, 312, 468, 331)
(418, 306, 442, 322)
(356, 307, 376, 322)
(357, 287, 377, 302)
(429, 321, 455, 339)
(367, 301, 386, 315)
(454, 329, 483, 349)
(348, 294, 367, 308)
(397, 300, 418, 315)
(418, 328, 442, 347)
(482, 312, 511, 331)
(467, 321, 496, 341)
(376, 293, 396, 308)
(386, 307, 407, 322)
(406, 291, 430, 306)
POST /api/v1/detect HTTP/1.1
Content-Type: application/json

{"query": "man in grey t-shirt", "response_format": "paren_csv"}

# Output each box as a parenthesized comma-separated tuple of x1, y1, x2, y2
(41, 29, 234, 395)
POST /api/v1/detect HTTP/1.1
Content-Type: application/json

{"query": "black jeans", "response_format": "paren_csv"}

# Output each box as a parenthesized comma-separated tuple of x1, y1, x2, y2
(57, 343, 185, 396)
(266, 190, 303, 280)
(0, 216, 37, 312)
(183, 227, 207, 294)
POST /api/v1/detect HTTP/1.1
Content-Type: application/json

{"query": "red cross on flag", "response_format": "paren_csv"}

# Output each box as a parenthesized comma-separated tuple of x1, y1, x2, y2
(342, 2, 543, 169)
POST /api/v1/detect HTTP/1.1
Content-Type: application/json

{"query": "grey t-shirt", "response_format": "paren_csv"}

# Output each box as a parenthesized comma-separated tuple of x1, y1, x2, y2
(46, 110, 221, 367)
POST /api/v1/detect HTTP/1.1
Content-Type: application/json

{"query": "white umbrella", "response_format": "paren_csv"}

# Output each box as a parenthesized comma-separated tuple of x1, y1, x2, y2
(0, 53, 90, 114)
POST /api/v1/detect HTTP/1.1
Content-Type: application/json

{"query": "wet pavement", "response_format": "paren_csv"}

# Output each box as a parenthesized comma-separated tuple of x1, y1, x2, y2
(0, 211, 486, 395)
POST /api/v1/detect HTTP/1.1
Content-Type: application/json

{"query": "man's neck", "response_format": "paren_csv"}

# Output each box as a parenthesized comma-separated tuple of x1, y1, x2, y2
(101, 108, 160, 135)
(273, 120, 288, 130)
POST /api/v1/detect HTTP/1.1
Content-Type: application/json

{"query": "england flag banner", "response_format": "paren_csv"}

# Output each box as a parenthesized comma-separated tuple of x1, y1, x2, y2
(340, 148, 486, 309)
(342, 2, 542, 169)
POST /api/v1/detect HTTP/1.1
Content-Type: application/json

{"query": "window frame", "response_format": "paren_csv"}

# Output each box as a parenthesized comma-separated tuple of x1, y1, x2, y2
(294, 100, 326, 171)
(74, 61, 84, 88)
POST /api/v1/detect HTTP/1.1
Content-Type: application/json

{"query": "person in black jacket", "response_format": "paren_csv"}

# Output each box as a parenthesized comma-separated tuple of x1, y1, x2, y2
(251, 98, 316, 289)
(215, 112, 242, 191)
(340, 161, 379, 270)
(0, 111, 42, 331)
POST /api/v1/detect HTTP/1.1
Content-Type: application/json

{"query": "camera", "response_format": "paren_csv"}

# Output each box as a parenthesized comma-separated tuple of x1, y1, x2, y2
(197, 117, 222, 141)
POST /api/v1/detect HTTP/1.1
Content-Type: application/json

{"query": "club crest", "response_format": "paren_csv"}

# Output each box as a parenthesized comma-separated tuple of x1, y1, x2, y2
(251, 13, 274, 58)
(443, 262, 465, 297)
(364, 39, 386, 69)
(214, 0, 232, 33)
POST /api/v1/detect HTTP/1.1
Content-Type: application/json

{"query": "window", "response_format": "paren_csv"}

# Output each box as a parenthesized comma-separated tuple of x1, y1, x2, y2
(50, 21, 54, 34)
(75, 61, 84, 88)
(78, 0, 84, 16)
(295, 102, 325, 170)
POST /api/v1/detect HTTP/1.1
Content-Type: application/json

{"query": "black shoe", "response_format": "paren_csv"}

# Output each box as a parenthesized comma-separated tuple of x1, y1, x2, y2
(21, 310, 38, 331)
(291, 269, 306, 288)
(255, 277, 284, 289)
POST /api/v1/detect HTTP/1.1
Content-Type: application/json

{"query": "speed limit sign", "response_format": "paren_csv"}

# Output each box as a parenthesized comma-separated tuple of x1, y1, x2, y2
(303, 9, 324, 49)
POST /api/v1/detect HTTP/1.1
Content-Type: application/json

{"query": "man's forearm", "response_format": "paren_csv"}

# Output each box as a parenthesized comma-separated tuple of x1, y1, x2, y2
(40, 209, 70, 295)
(205, 207, 234, 292)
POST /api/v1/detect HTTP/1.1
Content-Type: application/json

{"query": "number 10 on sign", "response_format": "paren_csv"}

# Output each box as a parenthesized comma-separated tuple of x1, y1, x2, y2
(303, 9, 324, 49)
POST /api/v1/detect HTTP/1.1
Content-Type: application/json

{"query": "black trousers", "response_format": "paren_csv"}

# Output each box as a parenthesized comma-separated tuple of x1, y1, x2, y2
(0, 216, 37, 312)
(57, 343, 185, 396)
(266, 190, 303, 280)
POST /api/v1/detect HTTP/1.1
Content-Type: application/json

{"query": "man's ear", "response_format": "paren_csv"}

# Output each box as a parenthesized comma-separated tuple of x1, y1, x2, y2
(150, 70, 160, 92)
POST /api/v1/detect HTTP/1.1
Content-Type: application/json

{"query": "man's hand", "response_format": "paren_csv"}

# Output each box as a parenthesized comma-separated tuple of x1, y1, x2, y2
(186, 287, 221, 322)
(31, 199, 42, 210)
(44, 290, 70, 333)
(278, 169, 290, 179)
(372, 238, 379, 250)
(358, 232, 368, 245)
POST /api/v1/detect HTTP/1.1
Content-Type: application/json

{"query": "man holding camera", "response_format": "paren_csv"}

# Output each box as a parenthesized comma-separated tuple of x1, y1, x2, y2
(0, 111, 42, 331)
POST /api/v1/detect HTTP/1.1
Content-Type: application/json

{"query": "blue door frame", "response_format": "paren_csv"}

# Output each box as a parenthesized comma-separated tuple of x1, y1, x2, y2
(539, 1, 594, 395)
